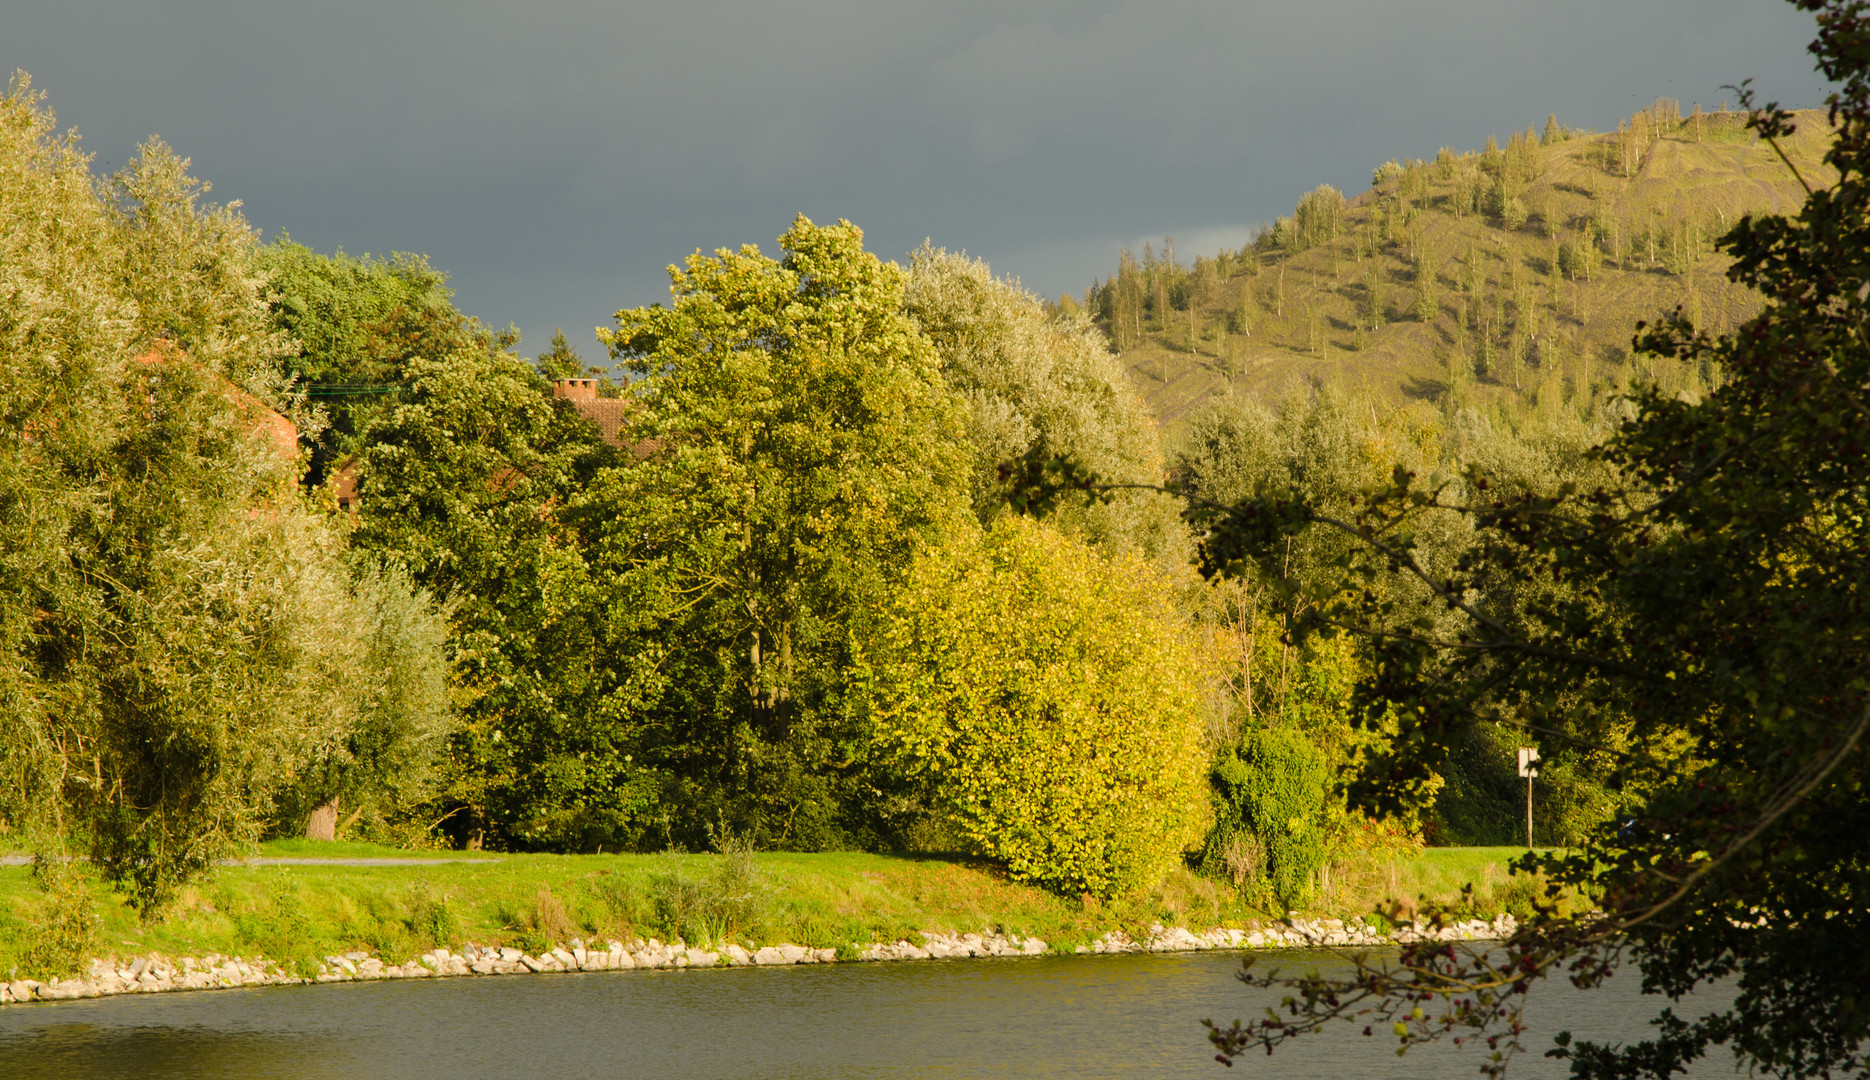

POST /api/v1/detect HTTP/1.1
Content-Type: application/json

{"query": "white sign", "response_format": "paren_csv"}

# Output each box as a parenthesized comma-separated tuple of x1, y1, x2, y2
(1517, 746, 1540, 778)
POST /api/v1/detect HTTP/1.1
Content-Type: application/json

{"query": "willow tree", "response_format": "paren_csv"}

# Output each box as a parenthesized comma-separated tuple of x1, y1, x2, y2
(0, 76, 449, 912)
(903, 245, 1187, 565)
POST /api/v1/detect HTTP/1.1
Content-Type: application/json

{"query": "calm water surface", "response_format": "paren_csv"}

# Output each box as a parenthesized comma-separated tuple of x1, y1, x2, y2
(0, 950, 1735, 1079)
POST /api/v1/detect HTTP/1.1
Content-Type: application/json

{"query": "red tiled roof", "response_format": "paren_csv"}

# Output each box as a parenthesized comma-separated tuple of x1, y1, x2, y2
(132, 347, 299, 461)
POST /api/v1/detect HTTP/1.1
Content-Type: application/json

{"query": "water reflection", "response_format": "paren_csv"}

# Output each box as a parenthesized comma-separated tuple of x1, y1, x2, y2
(0, 950, 1733, 1079)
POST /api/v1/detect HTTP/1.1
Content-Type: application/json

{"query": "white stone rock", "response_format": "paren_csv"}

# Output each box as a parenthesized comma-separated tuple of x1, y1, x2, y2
(1021, 938, 1047, 955)
(752, 946, 787, 965)
(724, 945, 752, 966)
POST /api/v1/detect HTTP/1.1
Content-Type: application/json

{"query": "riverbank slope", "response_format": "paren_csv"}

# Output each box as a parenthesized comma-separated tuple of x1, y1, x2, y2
(0, 842, 1551, 987)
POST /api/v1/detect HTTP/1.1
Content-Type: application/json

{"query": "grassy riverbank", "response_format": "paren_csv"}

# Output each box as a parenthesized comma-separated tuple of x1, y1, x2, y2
(0, 842, 1554, 979)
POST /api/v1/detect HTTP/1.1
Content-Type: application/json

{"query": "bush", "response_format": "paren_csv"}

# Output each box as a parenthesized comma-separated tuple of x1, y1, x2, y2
(18, 858, 100, 979)
(864, 517, 1211, 899)
(1202, 727, 1331, 910)
(643, 837, 764, 945)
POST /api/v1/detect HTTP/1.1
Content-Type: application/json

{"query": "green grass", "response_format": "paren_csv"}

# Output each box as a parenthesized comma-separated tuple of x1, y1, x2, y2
(254, 838, 487, 860)
(0, 844, 1554, 979)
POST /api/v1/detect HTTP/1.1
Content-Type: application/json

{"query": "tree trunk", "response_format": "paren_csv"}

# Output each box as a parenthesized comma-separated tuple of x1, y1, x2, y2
(305, 796, 339, 842)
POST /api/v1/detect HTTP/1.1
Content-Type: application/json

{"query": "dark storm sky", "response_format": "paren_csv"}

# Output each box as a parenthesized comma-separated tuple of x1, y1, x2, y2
(4, 2, 1830, 368)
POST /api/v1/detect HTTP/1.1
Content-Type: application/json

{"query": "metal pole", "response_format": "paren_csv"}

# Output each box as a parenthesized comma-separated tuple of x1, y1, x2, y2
(1526, 774, 1534, 849)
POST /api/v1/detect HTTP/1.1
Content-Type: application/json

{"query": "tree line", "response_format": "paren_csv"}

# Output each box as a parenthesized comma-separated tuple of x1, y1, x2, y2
(0, 83, 1225, 920)
(0, 65, 1749, 951)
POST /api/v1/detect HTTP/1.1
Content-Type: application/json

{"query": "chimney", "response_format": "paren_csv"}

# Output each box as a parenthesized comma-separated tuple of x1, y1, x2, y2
(552, 378, 598, 401)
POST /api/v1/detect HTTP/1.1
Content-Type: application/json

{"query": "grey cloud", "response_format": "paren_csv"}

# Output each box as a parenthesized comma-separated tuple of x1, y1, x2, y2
(4, 1, 1830, 360)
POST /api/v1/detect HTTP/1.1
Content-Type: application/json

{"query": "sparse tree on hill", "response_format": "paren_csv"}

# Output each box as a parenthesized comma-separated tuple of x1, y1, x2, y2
(1412, 242, 1439, 322)
(1231, 288, 1255, 340)
(1294, 185, 1346, 251)
(1480, 133, 1504, 174)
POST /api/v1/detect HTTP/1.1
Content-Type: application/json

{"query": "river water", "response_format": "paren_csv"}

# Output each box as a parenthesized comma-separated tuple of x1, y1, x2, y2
(0, 949, 1734, 1079)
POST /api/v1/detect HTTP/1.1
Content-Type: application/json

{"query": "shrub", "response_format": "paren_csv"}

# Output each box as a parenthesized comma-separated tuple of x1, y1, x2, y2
(18, 857, 100, 979)
(643, 838, 764, 945)
(1203, 727, 1331, 911)
(864, 517, 1211, 899)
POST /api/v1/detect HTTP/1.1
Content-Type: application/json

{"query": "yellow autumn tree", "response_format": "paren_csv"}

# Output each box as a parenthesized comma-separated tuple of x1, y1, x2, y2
(862, 516, 1210, 898)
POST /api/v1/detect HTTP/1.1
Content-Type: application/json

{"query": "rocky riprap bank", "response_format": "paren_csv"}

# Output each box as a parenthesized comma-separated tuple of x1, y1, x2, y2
(0, 913, 1519, 1006)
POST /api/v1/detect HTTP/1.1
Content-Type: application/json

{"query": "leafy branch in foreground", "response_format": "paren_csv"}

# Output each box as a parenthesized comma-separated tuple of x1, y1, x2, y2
(1012, 4, 1870, 1075)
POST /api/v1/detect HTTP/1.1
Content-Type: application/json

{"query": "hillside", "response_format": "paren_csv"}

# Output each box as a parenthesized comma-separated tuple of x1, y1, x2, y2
(1090, 102, 1835, 429)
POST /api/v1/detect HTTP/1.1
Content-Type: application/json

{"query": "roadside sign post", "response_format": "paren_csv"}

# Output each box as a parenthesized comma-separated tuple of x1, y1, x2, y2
(1517, 747, 1541, 849)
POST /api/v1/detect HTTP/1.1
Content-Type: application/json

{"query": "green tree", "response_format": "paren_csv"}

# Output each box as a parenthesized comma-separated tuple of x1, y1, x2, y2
(275, 561, 455, 844)
(257, 240, 501, 484)
(1203, 727, 1331, 909)
(594, 215, 971, 848)
(534, 328, 587, 380)
(350, 341, 633, 849)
